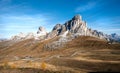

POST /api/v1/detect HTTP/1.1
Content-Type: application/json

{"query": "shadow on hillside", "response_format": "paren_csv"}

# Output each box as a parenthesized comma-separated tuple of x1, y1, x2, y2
(0, 66, 74, 73)
(48, 58, 120, 72)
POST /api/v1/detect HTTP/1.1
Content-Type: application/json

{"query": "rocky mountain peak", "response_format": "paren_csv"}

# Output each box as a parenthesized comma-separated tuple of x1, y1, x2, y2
(11, 26, 47, 40)
(53, 24, 62, 31)
(72, 14, 82, 20)
(35, 26, 47, 40)
(47, 14, 111, 41)
(111, 33, 118, 37)
(47, 15, 87, 38)
(37, 26, 47, 34)
(10, 14, 120, 42)
(109, 33, 120, 42)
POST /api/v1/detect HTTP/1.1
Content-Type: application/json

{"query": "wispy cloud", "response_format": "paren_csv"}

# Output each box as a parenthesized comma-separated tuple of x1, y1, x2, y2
(0, 14, 54, 38)
(97, 28, 120, 35)
(1, 14, 48, 24)
(86, 16, 120, 35)
(75, 1, 97, 12)
(0, 0, 29, 13)
(103, 28, 120, 31)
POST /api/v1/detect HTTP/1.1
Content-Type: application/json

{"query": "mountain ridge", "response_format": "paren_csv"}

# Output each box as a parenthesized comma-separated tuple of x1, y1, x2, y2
(10, 14, 120, 43)
(0, 15, 120, 72)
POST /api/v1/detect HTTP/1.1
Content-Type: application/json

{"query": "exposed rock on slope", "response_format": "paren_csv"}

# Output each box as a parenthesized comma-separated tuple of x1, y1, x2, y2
(44, 36, 75, 50)
(45, 14, 120, 50)
(47, 14, 109, 40)
(35, 26, 47, 40)
(10, 14, 120, 42)
(37, 26, 47, 35)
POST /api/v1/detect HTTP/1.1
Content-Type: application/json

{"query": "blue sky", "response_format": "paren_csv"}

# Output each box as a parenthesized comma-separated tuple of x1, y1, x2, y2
(0, 0, 120, 38)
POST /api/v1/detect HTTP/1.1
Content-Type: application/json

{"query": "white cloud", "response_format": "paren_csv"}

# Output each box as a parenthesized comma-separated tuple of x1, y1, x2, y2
(100, 28, 120, 31)
(75, 2, 97, 12)
(98, 28, 120, 35)
(1, 14, 48, 24)
(0, 14, 54, 38)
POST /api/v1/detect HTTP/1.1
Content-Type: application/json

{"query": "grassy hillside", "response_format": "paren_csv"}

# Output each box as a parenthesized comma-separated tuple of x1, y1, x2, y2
(0, 36, 120, 73)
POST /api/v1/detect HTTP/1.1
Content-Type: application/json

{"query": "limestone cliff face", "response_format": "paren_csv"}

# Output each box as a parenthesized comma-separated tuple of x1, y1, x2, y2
(10, 14, 120, 42)
(37, 26, 47, 35)
(47, 14, 108, 40)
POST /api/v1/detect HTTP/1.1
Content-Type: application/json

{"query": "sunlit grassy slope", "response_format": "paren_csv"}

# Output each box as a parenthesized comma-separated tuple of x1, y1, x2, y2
(0, 36, 120, 73)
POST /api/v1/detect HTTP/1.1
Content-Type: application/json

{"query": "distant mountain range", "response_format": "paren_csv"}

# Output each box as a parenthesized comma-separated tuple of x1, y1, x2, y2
(109, 33, 120, 42)
(10, 14, 120, 43)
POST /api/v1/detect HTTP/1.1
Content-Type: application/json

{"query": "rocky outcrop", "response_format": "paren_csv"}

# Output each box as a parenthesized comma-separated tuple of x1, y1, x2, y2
(10, 14, 120, 43)
(37, 26, 47, 34)
(11, 32, 27, 40)
(44, 36, 75, 51)
(47, 14, 108, 40)
(11, 26, 47, 40)
(108, 33, 120, 43)
(35, 26, 47, 40)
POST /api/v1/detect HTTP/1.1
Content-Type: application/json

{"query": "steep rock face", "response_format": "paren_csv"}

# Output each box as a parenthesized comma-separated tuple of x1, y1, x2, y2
(47, 14, 108, 40)
(37, 26, 47, 35)
(35, 26, 47, 40)
(64, 14, 87, 35)
(45, 15, 110, 50)
(49, 24, 62, 37)
(47, 15, 83, 38)
(10, 14, 120, 42)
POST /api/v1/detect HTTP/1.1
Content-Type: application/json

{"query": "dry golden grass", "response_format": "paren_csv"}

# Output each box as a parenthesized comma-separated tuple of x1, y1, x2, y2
(0, 36, 120, 73)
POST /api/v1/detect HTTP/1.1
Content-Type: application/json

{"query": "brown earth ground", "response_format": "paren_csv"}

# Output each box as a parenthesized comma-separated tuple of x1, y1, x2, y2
(0, 36, 120, 73)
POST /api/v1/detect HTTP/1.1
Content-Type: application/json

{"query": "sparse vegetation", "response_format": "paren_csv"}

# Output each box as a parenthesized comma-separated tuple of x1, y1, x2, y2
(41, 62, 46, 70)
(3, 61, 10, 69)
(0, 36, 120, 73)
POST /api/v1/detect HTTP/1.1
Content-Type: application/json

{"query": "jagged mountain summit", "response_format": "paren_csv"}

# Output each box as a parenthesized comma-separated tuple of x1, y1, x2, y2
(109, 33, 120, 42)
(35, 26, 47, 40)
(47, 14, 108, 40)
(1, 15, 120, 73)
(11, 26, 47, 40)
(10, 14, 120, 42)
(37, 26, 47, 35)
